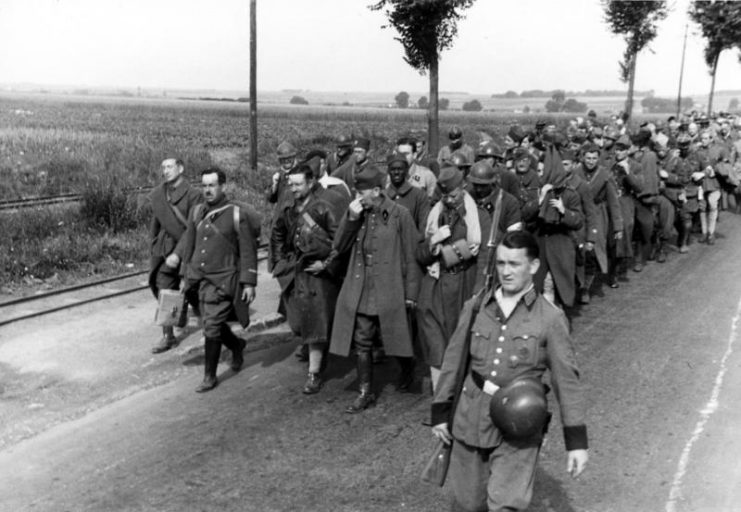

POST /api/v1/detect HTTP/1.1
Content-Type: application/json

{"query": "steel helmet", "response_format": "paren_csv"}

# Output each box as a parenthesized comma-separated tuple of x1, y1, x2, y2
(489, 377, 548, 440)
(467, 161, 496, 185)
(477, 141, 504, 159)
(447, 151, 471, 169)
(276, 141, 298, 159)
(448, 125, 463, 140)
(336, 133, 353, 147)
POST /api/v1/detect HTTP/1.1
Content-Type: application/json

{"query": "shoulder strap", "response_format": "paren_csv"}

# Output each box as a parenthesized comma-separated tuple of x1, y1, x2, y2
(165, 187, 189, 227)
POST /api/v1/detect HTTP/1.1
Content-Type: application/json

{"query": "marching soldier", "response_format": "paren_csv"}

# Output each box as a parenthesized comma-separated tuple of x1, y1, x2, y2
(148, 158, 202, 354)
(438, 126, 475, 166)
(173, 168, 260, 392)
(385, 153, 430, 232)
(332, 137, 373, 196)
(326, 133, 354, 174)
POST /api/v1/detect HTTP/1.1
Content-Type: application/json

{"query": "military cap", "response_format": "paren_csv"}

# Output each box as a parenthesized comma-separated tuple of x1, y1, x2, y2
(276, 141, 298, 159)
(560, 148, 577, 162)
(581, 142, 601, 155)
(512, 147, 531, 162)
(615, 134, 632, 149)
(467, 161, 496, 184)
(436, 166, 464, 193)
(386, 153, 409, 169)
(354, 165, 384, 190)
(354, 137, 371, 151)
(336, 133, 353, 147)
(448, 125, 463, 140)
(304, 148, 327, 161)
(603, 127, 620, 141)
(447, 151, 471, 169)
(677, 133, 692, 147)
(591, 126, 604, 138)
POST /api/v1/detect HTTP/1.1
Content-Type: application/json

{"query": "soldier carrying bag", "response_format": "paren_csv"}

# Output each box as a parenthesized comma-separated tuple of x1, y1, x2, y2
(154, 289, 188, 328)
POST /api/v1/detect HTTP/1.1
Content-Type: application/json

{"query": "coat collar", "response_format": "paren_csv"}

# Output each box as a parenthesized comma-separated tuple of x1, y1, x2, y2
(387, 181, 412, 198)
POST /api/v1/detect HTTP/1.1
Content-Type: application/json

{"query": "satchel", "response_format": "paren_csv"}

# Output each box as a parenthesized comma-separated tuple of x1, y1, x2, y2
(420, 440, 452, 487)
(154, 289, 188, 328)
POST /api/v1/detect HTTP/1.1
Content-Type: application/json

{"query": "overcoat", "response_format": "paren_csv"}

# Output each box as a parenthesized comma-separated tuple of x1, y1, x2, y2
(329, 195, 421, 358)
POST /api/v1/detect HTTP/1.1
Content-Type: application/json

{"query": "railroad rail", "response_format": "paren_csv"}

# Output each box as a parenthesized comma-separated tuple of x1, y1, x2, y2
(0, 244, 269, 327)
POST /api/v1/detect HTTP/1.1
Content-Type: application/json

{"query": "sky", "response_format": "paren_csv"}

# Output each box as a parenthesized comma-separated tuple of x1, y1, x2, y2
(1, 0, 740, 98)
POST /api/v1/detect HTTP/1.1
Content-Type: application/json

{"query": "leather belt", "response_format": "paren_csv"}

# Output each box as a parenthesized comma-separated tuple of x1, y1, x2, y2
(470, 370, 500, 396)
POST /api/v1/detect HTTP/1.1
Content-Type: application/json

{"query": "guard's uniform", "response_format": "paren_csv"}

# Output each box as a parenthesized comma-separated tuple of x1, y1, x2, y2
(432, 287, 587, 512)
(386, 180, 430, 233)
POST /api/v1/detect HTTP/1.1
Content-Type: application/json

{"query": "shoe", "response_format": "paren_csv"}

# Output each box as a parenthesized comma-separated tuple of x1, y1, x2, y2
(151, 335, 177, 354)
(657, 249, 667, 263)
(302, 372, 323, 395)
(679, 245, 689, 254)
(195, 375, 218, 393)
(606, 275, 619, 289)
(231, 338, 246, 372)
(633, 262, 643, 273)
(345, 389, 376, 414)
(578, 289, 590, 305)
(707, 233, 715, 245)
(699, 234, 708, 244)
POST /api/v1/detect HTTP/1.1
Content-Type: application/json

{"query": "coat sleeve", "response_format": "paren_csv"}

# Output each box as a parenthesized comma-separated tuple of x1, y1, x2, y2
(579, 183, 599, 244)
(269, 207, 289, 269)
(238, 208, 259, 287)
(605, 176, 624, 234)
(559, 191, 584, 231)
(173, 208, 198, 276)
(399, 208, 422, 302)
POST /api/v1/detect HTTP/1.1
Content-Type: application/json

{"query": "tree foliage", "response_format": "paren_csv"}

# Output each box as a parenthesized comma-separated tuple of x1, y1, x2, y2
(462, 99, 483, 112)
(370, 0, 475, 73)
(417, 96, 429, 108)
(688, 1, 741, 71)
(289, 95, 309, 105)
(729, 98, 739, 112)
(641, 96, 693, 113)
(395, 91, 410, 108)
(439, 98, 450, 110)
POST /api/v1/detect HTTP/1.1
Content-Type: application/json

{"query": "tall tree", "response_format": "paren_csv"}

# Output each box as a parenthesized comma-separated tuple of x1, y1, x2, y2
(603, 0, 667, 123)
(370, 0, 475, 155)
(688, 1, 741, 116)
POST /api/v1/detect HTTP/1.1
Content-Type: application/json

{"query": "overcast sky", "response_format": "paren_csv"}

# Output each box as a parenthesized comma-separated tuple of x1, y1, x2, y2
(1, 0, 740, 97)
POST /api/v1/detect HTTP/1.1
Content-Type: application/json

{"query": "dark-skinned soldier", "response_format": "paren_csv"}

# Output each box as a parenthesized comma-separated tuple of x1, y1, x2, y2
(385, 153, 430, 233)
(466, 160, 522, 234)
(474, 141, 521, 199)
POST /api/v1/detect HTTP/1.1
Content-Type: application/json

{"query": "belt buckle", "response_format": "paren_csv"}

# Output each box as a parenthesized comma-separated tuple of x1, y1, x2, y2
(483, 380, 499, 396)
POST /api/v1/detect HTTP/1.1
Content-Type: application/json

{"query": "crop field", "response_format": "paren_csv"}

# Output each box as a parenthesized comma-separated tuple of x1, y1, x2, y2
(0, 91, 668, 295)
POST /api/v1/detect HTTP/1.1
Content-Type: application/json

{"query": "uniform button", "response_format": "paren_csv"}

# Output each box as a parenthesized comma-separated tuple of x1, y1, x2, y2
(496, 347, 502, 354)
(201, 249, 206, 253)
(498, 336, 505, 342)
(200, 263, 205, 267)
(490, 371, 497, 377)
(494, 359, 500, 365)
(501, 325, 507, 331)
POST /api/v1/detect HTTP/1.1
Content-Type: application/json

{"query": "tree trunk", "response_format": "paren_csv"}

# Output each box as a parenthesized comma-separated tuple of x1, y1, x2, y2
(625, 53, 637, 124)
(707, 51, 720, 117)
(427, 53, 439, 158)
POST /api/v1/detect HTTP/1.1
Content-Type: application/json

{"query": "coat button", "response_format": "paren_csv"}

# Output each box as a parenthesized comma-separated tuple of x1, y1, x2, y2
(501, 325, 507, 330)
(490, 371, 497, 377)
(494, 359, 500, 365)
(496, 347, 502, 354)
(498, 336, 505, 342)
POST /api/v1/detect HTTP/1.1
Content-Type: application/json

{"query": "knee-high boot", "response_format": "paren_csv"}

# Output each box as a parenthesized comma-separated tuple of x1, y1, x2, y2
(396, 356, 415, 392)
(220, 325, 246, 372)
(345, 350, 376, 413)
(196, 337, 221, 392)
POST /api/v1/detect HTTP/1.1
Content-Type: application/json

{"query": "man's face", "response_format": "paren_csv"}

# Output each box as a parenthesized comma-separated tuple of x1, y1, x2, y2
(388, 163, 408, 188)
(515, 157, 530, 174)
(337, 144, 352, 158)
(279, 156, 296, 172)
(441, 185, 464, 208)
(562, 160, 574, 173)
(615, 147, 629, 161)
(583, 152, 599, 171)
(471, 183, 493, 200)
(721, 123, 730, 136)
(396, 144, 414, 165)
(700, 133, 711, 147)
(161, 159, 183, 184)
(592, 135, 604, 148)
(496, 245, 539, 296)
(504, 135, 516, 149)
(288, 173, 312, 201)
(201, 172, 224, 205)
(355, 187, 380, 209)
(603, 138, 614, 150)
(353, 147, 368, 163)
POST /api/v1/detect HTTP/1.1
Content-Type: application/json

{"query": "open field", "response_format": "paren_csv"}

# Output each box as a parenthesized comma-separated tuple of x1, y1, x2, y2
(0, 89, 722, 295)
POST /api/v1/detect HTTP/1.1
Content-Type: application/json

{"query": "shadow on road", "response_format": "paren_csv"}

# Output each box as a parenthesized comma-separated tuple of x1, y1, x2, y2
(529, 467, 579, 512)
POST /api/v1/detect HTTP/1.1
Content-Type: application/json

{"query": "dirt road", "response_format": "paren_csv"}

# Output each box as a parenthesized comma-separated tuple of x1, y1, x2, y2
(3, 214, 741, 511)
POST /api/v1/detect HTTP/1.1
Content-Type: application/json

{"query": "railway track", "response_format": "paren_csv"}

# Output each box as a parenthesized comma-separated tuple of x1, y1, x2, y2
(0, 245, 269, 327)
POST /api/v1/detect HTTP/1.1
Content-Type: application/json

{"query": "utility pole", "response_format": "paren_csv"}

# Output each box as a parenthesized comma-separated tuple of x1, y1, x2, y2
(676, 23, 688, 119)
(249, 0, 258, 172)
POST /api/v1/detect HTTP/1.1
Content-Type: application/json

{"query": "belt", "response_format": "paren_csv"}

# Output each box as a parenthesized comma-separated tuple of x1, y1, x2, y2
(441, 260, 474, 274)
(470, 370, 500, 396)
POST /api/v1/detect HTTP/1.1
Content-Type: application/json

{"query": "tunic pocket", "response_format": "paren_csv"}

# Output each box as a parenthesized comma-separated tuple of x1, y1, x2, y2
(509, 335, 538, 367)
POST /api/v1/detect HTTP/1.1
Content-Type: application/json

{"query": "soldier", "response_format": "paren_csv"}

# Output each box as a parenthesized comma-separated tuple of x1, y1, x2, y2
(466, 160, 522, 234)
(608, 136, 642, 284)
(694, 130, 724, 244)
(573, 144, 624, 303)
(148, 158, 202, 354)
(327, 165, 421, 413)
(438, 125, 475, 166)
(172, 168, 260, 392)
(385, 153, 430, 232)
(474, 141, 521, 199)
(270, 162, 341, 395)
(397, 137, 437, 198)
(662, 134, 705, 253)
(268, 141, 299, 209)
(431, 230, 588, 512)
(332, 137, 372, 196)
(416, 166, 491, 392)
(511, 148, 541, 232)
(326, 133, 354, 174)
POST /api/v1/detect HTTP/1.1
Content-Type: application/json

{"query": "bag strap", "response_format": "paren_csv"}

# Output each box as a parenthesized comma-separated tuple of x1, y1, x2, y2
(198, 204, 240, 255)
(165, 188, 189, 227)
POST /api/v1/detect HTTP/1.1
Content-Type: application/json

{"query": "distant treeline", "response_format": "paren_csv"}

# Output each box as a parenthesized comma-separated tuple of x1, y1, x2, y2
(492, 89, 654, 99)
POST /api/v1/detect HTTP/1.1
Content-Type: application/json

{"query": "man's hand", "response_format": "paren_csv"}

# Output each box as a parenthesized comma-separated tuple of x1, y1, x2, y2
(348, 198, 364, 219)
(304, 260, 325, 275)
(567, 449, 588, 478)
(584, 242, 594, 252)
(430, 225, 451, 245)
(691, 171, 706, 182)
(241, 285, 256, 304)
(432, 423, 452, 445)
(614, 231, 624, 240)
(658, 169, 669, 179)
(548, 197, 565, 214)
(165, 253, 180, 268)
(271, 171, 280, 190)
(539, 183, 553, 204)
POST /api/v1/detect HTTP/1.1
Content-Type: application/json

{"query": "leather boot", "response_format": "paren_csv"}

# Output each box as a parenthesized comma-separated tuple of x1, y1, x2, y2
(221, 325, 245, 372)
(396, 357, 415, 392)
(656, 241, 667, 263)
(196, 337, 220, 393)
(346, 351, 375, 413)
(152, 326, 177, 354)
(302, 372, 323, 395)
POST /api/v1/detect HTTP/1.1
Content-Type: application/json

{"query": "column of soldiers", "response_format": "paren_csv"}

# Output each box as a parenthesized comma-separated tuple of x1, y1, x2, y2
(147, 111, 740, 511)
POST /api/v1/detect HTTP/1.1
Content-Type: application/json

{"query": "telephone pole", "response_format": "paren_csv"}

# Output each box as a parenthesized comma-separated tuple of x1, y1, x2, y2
(676, 23, 688, 119)
(249, 0, 258, 171)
